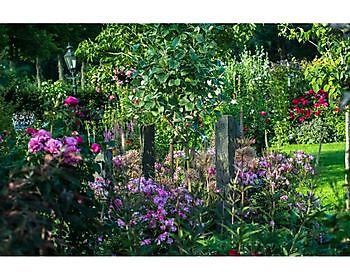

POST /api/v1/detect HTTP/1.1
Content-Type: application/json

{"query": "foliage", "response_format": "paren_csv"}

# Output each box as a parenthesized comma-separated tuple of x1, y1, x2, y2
(77, 24, 255, 155)
(279, 24, 350, 98)
(0, 94, 14, 132)
(0, 96, 103, 255)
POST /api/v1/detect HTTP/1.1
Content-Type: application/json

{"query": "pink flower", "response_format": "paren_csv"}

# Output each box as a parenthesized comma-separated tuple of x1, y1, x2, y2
(259, 111, 267, 117)
(64, 96, 79, 106)
(28, 137, 44, 153)
(207, 166, 216, 176)
(96, 87, 101, 93)
(71, 131, 79, 136)
(44, 138, 63, 155)
(109, 95, 116, 101)
(125, 70, 133, 77)
(91, 143, 101, 154)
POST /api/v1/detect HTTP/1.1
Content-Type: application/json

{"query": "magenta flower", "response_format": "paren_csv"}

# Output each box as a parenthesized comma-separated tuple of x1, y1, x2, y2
(91, 143, 101, 154)
(44, 138, 63, 155)
(64, 96, 79, 106)
(259, 111, 267, 117)
(28, 137, 44, 153)
(75, 136, 83, 145)
(25, 127, 38, 136)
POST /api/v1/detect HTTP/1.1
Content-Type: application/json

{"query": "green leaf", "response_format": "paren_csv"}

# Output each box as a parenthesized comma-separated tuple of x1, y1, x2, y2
(185, 102, 194, 111)
(172, 37, 179, 48)
(174, 79, 181, 86)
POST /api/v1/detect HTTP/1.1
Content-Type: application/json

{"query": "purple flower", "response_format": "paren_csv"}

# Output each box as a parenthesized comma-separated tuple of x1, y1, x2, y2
(140, 239, 152, 246)
(113, 155, 124, 168)
(116, 218, 126, 228)
(280, 195, 289, 201)
(156, 232, 169, 245)
(113, 198, 123, 209)
(103, 129, 114, 142)
(64, 136, 78, 146)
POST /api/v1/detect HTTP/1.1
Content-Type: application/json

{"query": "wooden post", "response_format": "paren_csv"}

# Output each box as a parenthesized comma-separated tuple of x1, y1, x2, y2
(104, 146, 113, 181)
(215, 115, 238, 190)
(141, 124, 155, 179)
(215, 115, 239, 232)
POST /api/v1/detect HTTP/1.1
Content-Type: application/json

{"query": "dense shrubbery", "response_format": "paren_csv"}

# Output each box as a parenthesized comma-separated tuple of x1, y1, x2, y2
(1, 23, 350, 256)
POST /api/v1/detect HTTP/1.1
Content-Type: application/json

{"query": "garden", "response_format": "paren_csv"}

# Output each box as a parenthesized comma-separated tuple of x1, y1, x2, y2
(1, 23, 350, 256)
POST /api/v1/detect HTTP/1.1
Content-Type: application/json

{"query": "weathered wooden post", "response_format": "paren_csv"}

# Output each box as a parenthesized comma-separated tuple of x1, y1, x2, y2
(215, 115, 239, 231)
(215, 115, 238, 189)
(141, 124, 155, 179)
(104, 146, 113, 181)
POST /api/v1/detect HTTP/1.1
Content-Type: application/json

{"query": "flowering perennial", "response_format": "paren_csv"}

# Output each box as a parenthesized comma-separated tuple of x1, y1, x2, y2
(290, 89, 329, 123)
(28, 129, 82, 166)
(111, 177, 202, 247)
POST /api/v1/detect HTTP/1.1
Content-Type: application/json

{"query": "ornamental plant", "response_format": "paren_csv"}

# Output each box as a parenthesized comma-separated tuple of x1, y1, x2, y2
(290, 89, 329, 123)
(91, 177, 203, 255)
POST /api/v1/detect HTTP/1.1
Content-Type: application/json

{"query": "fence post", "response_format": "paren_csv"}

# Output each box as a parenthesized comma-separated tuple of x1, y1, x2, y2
(215, 115, 239, 232)
(215, 115, 239, 190)
(141, 124, 155, 179)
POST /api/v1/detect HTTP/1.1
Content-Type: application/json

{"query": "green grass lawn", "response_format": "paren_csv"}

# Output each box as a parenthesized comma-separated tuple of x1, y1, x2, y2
(273, 142, 346, 209)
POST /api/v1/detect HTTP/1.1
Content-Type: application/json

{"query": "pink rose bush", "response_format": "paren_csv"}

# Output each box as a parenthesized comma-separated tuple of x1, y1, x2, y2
(64, 96, 79, 106)
(28, 129, 82, 166)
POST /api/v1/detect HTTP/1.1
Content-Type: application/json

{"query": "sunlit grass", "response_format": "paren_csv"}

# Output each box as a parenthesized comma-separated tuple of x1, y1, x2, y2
(273, 142, 346, 209)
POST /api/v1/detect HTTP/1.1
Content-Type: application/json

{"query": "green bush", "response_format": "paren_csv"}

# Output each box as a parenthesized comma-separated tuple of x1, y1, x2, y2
(0, 95, 14, 132)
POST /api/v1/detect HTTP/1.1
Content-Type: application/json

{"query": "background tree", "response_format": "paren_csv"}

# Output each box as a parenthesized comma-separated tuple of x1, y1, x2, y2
(279, 23, 350, 210)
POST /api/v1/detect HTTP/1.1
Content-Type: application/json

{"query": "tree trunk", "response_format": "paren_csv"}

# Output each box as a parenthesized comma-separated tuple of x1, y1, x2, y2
(345, 110, 350, 211)
(36, 57, 42, 88)
(81, 61, 85, 90)
(57, 55, 64, 81)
